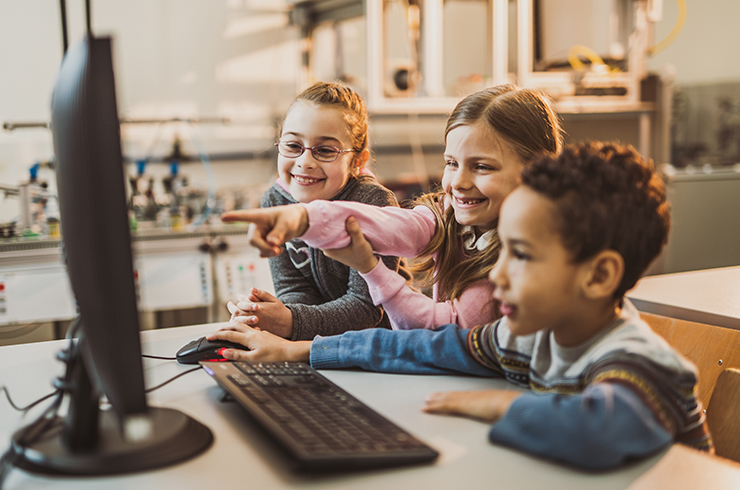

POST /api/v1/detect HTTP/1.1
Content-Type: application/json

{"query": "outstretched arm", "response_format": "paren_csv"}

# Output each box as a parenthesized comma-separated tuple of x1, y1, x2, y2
(310, 323, 501, 376)
(221, 204, 308, 257)
(222, 201, 436, 258)
(302, 200, 437, 258)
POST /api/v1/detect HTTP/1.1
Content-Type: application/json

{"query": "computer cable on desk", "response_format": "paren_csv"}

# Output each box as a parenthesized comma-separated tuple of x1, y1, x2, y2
(140, 353, 203, 392)
(0, 354, 191, 411)
(145, 367, 201, 394)
(0, 317, 80, 489)
(0, 329, 201, 488)
(141, 354, 177, 360)
(0, 386, 58, 413)
(0, 388, 64, 489)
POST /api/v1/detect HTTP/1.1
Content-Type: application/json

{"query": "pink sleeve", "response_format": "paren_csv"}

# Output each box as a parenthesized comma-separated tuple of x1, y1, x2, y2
(300, 201, 437, 257)
(360, 261, 498, 330)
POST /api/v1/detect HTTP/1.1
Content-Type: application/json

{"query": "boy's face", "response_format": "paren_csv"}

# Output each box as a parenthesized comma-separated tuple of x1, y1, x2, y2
(442, 122, 524, 233)
(278, 100, 357, 203)
(489, 186, 592, 340)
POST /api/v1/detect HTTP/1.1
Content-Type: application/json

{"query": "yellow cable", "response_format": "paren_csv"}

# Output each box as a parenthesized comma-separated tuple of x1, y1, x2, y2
(648, 0, 687, 56)
(567, 45, 608, 71)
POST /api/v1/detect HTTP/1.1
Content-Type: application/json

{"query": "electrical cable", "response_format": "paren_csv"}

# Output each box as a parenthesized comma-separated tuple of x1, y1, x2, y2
(1, 386, 59, 412)
(567, 45, 612, 73)
(0, 317, 199, 486)
(648, 0, 687, 56)
(144, 367, 201, 394)
(0, 317, 80, 487)
(0, 387, 64, 489)
(141, 354, 177, 361)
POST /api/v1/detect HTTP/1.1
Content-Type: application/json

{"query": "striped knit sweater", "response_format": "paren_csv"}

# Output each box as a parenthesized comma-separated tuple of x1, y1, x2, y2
(467, 300, 712, 453)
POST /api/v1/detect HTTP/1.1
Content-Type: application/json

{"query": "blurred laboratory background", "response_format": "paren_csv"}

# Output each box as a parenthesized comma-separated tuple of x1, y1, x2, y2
(1, 0, 739, 345)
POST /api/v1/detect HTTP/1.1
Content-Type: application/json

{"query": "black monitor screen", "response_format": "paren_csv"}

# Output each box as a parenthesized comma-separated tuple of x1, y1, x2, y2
(8, 35, 212, 476)
(51, 35, 147, 422)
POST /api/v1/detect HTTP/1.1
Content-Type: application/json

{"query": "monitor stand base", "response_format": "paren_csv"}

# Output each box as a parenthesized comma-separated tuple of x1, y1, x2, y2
(11, 406, 213, 475)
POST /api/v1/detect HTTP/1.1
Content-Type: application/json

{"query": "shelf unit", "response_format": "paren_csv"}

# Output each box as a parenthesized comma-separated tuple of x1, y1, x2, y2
(287, 0, 670, 161)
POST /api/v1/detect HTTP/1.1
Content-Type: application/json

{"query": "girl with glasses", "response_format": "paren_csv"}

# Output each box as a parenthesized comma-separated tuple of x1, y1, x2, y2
(224, 85, 562, 332)
(229, 81, 408, 341)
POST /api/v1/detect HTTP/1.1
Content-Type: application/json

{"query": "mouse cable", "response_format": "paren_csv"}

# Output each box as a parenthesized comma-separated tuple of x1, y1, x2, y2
(0, 388, 64, 490)
(0, 316, 77, 413)
(0, 386, 60, 412)
(1, 348, 168, 412)
(145, 366, 201, 394)
(142, 354, 177, 360)
(0, 317, 82, 488)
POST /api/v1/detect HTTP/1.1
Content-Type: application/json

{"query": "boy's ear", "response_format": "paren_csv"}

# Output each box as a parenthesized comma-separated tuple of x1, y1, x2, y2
(581, 250, 624, 300)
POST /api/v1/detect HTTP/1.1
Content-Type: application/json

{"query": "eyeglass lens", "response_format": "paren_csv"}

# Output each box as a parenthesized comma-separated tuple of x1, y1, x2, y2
(276, 141, 343, 162)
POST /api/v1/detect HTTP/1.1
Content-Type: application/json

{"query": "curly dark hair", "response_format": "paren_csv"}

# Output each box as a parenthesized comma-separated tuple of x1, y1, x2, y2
(520, 142, 671, 299)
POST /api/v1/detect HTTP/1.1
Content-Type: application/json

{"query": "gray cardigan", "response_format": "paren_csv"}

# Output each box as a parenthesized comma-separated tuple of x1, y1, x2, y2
(261, 175, 407, 340)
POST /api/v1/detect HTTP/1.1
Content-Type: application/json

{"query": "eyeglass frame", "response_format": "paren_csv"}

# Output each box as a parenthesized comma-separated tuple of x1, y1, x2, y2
(274, 141, 357, 163)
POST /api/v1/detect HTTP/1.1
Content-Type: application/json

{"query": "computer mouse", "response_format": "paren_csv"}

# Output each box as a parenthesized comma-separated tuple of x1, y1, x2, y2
(176, 337, 249, 365)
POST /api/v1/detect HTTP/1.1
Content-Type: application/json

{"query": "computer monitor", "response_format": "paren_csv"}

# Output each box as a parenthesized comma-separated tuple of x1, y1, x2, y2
(10, 35, 213, 475)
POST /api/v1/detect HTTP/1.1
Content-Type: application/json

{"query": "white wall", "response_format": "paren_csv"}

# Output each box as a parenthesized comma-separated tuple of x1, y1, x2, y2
(0, 0, 299, 222)
(1, 0, 738, 224)
(647, 0, 740, 85)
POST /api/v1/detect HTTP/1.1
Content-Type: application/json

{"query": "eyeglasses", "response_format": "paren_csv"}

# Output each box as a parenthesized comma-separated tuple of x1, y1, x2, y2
(274, 141, 356, 163)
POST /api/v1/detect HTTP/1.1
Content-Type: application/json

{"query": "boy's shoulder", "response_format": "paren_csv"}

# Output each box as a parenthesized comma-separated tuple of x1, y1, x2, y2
(576, 301, 698, 380)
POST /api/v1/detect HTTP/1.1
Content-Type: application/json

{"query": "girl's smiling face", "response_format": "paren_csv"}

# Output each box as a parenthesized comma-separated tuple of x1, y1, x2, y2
(441, 122, 525, 233)
(278, 100, 360, 203)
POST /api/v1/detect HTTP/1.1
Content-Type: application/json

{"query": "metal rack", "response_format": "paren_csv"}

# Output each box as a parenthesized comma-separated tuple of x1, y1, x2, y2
(290, 0, 510, 114)
(288, 0, 671, 162)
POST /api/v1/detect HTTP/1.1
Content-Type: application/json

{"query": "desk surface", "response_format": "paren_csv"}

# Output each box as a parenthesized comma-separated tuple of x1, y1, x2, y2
(2, 323, 740, 490)
(627, 266, 740, 330)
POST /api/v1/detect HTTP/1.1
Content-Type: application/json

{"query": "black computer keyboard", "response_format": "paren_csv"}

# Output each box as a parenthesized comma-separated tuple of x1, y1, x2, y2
(203, 360, 439, 472)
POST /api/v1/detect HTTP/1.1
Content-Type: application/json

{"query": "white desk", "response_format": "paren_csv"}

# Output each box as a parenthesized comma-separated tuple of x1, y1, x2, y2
(628, 266, 740, 330)
(2, 323, 740, 490)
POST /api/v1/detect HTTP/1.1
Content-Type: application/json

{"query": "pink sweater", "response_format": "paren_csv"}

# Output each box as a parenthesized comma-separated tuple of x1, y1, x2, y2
(300, 200, 496, 330)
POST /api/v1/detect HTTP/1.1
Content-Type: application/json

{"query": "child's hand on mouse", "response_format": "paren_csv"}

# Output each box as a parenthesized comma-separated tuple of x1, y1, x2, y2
(221, 204, 309, 258)
(229, 288, 293, 339)
(207, 323, 310, 363)
(422, 389, 522, 423)
(322, 217, 379, 274)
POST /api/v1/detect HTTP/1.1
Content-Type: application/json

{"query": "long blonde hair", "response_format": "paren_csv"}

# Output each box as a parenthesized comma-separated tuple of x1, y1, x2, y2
(411, 85, 563, 301)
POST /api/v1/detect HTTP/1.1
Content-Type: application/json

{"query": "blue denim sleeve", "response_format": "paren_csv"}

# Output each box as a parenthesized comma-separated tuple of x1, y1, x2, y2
(310, 324, 499, 376)
(488, 382, 673, 470)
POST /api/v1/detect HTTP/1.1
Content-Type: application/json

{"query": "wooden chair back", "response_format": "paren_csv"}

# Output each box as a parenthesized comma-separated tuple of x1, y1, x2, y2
(640, 312, 740, 406)
(706, 368, 740, 462)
